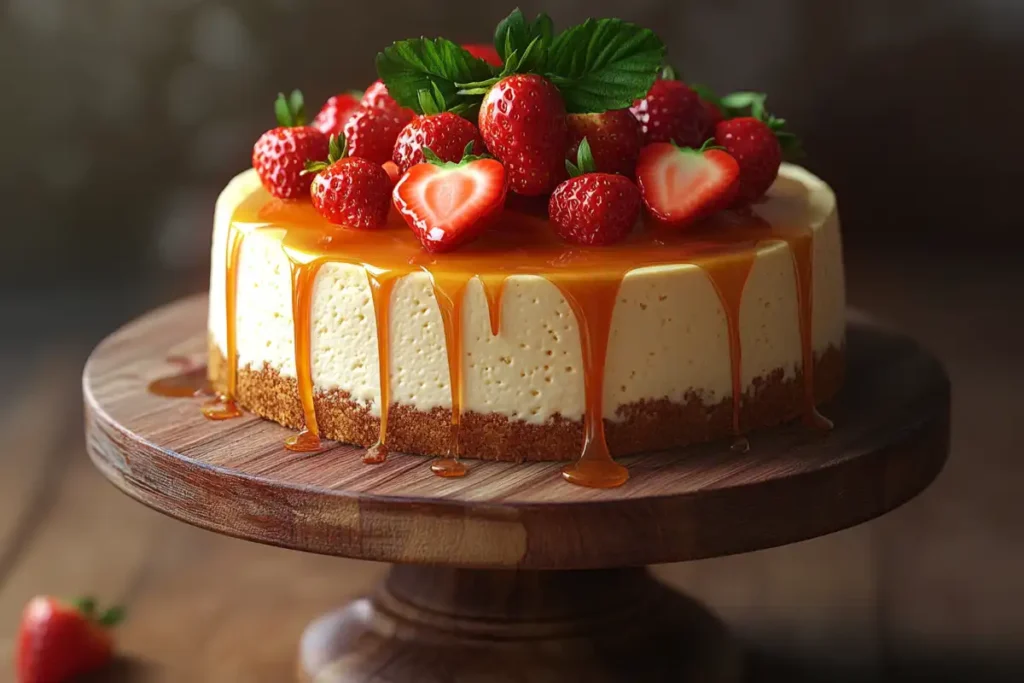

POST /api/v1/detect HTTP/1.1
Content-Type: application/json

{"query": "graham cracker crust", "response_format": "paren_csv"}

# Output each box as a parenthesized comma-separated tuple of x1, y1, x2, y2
(209, 341, 844, 462)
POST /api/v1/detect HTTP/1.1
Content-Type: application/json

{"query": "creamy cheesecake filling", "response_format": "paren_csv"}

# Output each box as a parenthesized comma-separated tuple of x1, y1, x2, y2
(207, 164, 844, 482)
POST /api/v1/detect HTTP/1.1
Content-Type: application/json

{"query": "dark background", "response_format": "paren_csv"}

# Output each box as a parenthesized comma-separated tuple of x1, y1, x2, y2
(0, 1, 1021, 681)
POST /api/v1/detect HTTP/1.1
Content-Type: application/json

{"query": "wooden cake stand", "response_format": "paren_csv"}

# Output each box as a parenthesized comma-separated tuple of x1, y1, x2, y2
(84, 295, 949, 682)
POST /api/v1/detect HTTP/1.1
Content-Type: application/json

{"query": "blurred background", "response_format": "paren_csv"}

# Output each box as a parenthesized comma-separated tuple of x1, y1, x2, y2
(0, 0, 1021, 681)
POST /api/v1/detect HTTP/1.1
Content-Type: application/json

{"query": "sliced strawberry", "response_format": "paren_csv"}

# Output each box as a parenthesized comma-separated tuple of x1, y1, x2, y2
(308, 135, 392, 229)
(393, 145, 507, 252)
(462, 43, 503, 67)
(311, 92, 362, 137)
(566, 109, 643, 177)
(393, 111, 485, 174)
(17, 596, 124, 683)
(252, 90, 329, 199)
(343, 104, 414, 165)
(635, 142, 739, 227)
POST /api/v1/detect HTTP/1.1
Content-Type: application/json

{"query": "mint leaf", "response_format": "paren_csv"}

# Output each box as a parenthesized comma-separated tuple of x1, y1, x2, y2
(376, 38, 495, 117)
(545, 19, 665, 114)
(494, 8, 553, 69)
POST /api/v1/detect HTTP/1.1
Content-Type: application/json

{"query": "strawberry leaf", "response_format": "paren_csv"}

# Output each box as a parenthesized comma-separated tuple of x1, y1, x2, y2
(274, 90, 306, 127)
(566, 137, 596, 177)
(494, 8, 553, 70)
(376, 38, 495, 117)
(545, 19, 665, 114)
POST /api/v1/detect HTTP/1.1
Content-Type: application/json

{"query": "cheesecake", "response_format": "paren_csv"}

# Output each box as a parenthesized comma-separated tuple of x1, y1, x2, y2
(206, 163, 845, 483)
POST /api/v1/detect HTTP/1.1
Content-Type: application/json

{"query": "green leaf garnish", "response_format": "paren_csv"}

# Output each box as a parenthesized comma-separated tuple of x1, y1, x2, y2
(565, 137, 596, 177)
(545, 19, 665, 114)
(494, 8, 553, 69)
(376, 38, 496, 117)
(274, 90, 306, 127)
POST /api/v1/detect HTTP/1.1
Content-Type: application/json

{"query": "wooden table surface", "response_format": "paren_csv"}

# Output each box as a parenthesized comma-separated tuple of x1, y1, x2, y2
(0, 247, 1021, 682)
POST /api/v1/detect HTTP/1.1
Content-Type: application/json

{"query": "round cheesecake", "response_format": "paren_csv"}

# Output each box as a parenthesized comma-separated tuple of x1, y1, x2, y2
(207, 163, 845, 463)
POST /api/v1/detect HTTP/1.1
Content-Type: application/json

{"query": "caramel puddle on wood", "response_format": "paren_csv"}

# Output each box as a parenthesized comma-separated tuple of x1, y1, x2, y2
(202, 223, 244, 421)
(224, 187, 828, 486)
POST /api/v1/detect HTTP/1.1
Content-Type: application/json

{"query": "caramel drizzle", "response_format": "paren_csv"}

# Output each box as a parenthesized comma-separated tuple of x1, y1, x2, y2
(284, 257, 326, 452)
(219, 186, 830, 485)
(364, 269, 398, 464)
(201, 224, 244, 421)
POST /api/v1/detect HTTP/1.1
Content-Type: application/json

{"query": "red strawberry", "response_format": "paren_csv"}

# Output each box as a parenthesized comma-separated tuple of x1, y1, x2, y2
(343, 104, 414, 165)
(308, 134, 392, 229)
(311, 92, 362, 136)
(382, 161, 401, 186)
(630, 79, 712, 148)
(393, 148, 507, 252)
(393, 112, 485, 174)
(549, 139, 641, 245)
(462, 43, 503, 67)
(702, 98, 724, 129)
(713, 116, 782, 204)
(252, 90, 329, 199)
(566, 109, 643, 177)
(635, 142, 740, 227)
(479, 74, 568, 196)
(17, 596, 124, 683)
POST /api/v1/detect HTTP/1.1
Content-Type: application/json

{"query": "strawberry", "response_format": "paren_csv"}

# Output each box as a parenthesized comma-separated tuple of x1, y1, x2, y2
(382, 161, 401, 185)
(252, 90, 329, 199)
(393, 112, 485, 174)
(393, 145, 507, 252)
(713, 117, 782, 204)
(566, 109, 643, 177)
(343, 104, 414, 165)
(17, 596, 124, 683)
(462, 43, 503, 67)
(307, 135, 392, 229)
(635, 141, 740, 227)
(549, 139, 641, 245)
(630, 77, 712, 149)
(311, 92, 362, 137)
(478, 74, 568, 196)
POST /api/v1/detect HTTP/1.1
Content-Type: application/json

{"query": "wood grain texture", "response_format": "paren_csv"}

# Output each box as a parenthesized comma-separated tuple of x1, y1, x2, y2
(83, 294, 950, 569)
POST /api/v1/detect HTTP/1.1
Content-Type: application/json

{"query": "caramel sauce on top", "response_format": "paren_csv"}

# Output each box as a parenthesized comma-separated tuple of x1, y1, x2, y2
(207, 186, 826, 488)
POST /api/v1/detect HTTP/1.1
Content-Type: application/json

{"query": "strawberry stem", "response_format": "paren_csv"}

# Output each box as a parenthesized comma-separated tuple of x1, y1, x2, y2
(565, 137, 596, 177)
(97, 606, 126, 628)
(274, 90, 306, 127)
(73, 597, 97, 618)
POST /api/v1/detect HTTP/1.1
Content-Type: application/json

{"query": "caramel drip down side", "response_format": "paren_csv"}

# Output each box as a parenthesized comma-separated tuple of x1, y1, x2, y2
(284, 258, 325, 452)
(702, 252, 757, 453)
(557, 277, 630, 489)
(480, 274, 507, 336)
(428, 272, 472, 478)
(202, 224, 244, 421)
(364, 269, 399, 464)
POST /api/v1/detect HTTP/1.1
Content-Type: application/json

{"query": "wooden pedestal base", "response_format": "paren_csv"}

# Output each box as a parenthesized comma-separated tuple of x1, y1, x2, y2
(299, 566, 740, 683)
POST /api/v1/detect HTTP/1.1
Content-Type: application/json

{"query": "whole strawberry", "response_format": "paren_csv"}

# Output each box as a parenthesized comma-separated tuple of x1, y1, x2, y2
(549, 139, 641, 246)
(311, 92, 362, 137)
(252, 90, 329, 199)
(479, 74, 568, 196)
(343, 104, 414, 165)
(714, 116, 782, 204)
(630, 74, 712, 148)
(393, 110, 485, 174)
(566, 109, 642, 177)
(17, 596, 124, 683)
(307, 135, 392, 229)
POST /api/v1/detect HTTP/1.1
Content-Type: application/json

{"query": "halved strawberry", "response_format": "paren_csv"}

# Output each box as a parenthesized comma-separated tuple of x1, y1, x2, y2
(635, 141, 739, 227)
(393, 144, 507, 252)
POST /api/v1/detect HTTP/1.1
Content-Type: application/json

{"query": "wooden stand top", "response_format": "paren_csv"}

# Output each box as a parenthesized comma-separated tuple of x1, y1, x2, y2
(84, 295, 949, 569)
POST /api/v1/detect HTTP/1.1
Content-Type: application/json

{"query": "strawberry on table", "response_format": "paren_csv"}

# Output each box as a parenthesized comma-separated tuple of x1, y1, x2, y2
(630, 67, 712, 148)
(343, 104, 414, 165)
(393, 91, 485, 174)
(307, 134, 393, 229)
(566, 109, 643, 177)
(714, 116, 782, 204)
(635, 140, 740, 228)
(17, 595, 124, 683)
(311, 92, 363, 137)
(252, 90, 330, 199)
(549, 138, 641, 245)
(393, 143, 508, 252)
(478, 74, 569, 196)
